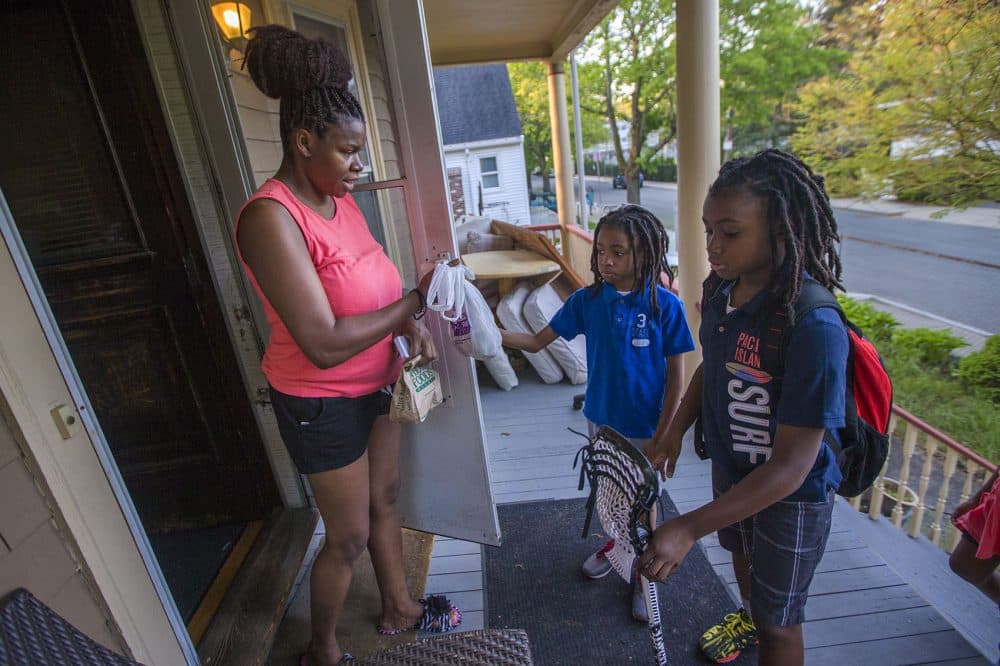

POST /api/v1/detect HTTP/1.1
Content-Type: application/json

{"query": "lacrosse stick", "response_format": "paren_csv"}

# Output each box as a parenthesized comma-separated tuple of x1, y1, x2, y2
(573, 426, 667, 665)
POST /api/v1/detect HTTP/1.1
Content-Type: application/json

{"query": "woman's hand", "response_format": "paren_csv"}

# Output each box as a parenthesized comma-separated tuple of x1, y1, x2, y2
(416, 267, 437, 302)
(398, 318, 437, 365)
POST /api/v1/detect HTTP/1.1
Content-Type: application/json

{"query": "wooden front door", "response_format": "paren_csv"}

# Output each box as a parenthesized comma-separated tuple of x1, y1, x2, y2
(0, 0, 279, 532)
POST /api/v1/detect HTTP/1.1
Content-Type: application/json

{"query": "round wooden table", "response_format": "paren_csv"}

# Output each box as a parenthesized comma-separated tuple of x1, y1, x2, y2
(462, 249, 561, 297)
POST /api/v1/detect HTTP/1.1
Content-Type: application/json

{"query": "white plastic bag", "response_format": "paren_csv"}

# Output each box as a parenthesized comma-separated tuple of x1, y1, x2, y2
(425, 262, 502, 360)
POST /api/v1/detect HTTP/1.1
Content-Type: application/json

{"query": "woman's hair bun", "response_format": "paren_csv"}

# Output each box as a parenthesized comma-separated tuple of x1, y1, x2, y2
(243, 24, 353, 100)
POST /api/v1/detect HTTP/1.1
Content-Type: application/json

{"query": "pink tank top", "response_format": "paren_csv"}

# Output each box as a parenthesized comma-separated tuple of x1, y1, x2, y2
(236, 179, 404, 398)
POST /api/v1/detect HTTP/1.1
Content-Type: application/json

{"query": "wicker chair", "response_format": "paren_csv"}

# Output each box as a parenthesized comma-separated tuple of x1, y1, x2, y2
(356, 629, 533, 666)
(0, 588, 139, 666)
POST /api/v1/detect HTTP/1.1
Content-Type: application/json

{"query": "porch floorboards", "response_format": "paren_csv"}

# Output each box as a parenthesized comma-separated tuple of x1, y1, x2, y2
(426, 372, 994, 664)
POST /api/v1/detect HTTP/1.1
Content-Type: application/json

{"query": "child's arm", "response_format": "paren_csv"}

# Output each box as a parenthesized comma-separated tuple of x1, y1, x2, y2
(653, 355, 685, 435)
(500, 326, 559, 353)
(647, 355, 685, 467)
(641, 423, 825, 581)
(649, 362, 702, 478)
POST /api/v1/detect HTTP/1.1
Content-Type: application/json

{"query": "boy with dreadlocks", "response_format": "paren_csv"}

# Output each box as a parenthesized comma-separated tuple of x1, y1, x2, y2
(642, 150, 849, 665)
(501, 204, 694, 621)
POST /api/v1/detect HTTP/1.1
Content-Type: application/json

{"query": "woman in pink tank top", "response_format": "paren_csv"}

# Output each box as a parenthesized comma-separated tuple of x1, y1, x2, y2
(237, 26, 460, 666)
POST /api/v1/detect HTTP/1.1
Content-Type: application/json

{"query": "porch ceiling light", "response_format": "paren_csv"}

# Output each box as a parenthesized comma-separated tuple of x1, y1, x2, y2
(211, 2, 253, 44)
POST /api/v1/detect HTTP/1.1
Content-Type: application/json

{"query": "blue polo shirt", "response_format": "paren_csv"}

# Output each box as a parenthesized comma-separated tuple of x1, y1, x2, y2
(701, 276, 848, 501)
(549, 282, 695, 438)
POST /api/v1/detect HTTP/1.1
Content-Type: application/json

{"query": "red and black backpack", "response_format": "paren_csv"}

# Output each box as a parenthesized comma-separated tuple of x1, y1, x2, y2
(763, 281, 893, 498)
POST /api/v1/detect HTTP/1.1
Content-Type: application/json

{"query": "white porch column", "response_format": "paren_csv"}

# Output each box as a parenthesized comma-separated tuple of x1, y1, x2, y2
(676, 0, 719, 382)
(547, 61, 575, 249)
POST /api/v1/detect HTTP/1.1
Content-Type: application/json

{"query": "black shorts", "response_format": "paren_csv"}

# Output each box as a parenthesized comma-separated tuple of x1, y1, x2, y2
(269, 385, 391, 474)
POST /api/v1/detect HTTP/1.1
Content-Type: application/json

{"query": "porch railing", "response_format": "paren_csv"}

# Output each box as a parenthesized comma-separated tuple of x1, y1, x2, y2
(848, 405, 996, 551)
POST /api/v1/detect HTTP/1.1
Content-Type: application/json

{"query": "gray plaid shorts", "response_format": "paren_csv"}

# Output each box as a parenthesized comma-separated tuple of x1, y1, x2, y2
(713, 464, 834, 627)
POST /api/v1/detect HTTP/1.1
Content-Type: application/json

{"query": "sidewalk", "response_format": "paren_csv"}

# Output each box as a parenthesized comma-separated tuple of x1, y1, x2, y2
(830, 196, 1000, 230)
(844, 292, 990, 355)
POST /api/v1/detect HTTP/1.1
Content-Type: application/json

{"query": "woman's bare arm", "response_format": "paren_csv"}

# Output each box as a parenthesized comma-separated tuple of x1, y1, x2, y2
(237, 198, 425, 368)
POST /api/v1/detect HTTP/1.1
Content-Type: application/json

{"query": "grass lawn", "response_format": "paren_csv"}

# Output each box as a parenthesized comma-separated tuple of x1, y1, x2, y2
(888, 354, 999, 462)
(840, 296, 999, 462)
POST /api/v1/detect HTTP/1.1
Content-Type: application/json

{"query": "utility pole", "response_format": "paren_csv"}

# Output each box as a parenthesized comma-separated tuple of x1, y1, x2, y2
(570, 51, 587, 228)
(722, 107, 734, 163)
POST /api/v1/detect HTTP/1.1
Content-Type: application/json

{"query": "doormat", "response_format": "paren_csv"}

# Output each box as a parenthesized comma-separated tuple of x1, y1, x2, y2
(266, 528, 435, 665)
(484, 496, 753, 665)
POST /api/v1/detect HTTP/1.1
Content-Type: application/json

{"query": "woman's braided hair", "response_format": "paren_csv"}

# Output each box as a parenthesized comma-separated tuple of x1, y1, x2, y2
(704, 149, 843, 322)
(588, 204, 674, 315)
(243, 24, 364, 155)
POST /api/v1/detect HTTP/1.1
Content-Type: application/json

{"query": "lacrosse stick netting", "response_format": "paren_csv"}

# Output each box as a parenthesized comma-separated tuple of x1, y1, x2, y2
(573, 426, 667, 665)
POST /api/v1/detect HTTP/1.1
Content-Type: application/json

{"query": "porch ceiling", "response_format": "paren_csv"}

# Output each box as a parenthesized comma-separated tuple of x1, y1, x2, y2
(423, 0, 619, 66)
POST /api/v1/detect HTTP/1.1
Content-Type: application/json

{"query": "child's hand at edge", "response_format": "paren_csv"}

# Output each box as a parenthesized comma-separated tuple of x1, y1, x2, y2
(649, 429, 682, 481)
(952, 471, 997, 524)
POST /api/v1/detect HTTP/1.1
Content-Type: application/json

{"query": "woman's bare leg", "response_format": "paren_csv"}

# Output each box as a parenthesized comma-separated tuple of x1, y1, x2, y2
(306, 455, 371, 665)
(365, 416, 423, 629)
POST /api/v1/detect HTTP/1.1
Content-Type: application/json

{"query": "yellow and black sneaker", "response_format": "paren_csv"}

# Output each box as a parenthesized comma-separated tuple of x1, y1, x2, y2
(698, 608, 758, 663)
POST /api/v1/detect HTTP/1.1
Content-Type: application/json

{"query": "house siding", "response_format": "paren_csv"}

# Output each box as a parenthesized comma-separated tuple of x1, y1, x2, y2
(444, 139, 530, 226)
(0, 397, 124, 653)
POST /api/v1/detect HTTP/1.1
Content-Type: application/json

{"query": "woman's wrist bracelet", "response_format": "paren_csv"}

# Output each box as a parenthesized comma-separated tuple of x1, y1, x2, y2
(410, 288, 426, 320)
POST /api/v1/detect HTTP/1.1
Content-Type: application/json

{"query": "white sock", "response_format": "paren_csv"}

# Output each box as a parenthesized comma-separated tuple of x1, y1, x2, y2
(741, 597, 751, 616)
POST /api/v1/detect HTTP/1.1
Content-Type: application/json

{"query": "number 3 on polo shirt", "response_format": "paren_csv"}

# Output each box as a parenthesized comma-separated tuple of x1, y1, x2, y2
(631, 313, 650, 347)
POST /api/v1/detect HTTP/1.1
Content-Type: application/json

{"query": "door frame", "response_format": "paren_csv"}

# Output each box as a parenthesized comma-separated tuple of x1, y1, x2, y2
(133, 0, 307, 506)
(0, 192, 195, 664)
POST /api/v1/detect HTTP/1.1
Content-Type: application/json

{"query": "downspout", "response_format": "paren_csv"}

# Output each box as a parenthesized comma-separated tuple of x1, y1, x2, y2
(675, 0, 720, 385)
(547, 60, 575, 254)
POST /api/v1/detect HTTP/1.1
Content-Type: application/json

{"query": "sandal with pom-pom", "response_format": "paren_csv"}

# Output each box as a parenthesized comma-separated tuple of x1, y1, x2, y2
(376, 595, 462, 635)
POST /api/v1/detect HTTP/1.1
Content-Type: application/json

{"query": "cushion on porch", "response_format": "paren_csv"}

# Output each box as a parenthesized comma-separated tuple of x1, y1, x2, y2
(454, 216, 494, 254)
(481, 350, 519, 391)
(496, 282, 564, 384)
(465, 231, 515, 254)
(522, 283, 588, 385)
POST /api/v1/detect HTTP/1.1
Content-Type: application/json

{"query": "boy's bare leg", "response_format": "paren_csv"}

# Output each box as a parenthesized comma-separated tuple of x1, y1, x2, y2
(949, 538, 1000, 603)
(756, 622, 804, 666)
(733, 551, 751, 607)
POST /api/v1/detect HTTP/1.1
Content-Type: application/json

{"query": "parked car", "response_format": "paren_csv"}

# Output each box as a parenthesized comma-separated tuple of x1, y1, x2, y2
(529, 191, 558, 212)
(612, 171, 644, 189)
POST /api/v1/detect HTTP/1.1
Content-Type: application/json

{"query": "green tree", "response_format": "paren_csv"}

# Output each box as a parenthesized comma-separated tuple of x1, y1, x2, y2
(508, 62, 606, 194)
(579, 0, 676, 203)
(578, 0, 839, 201)
(721, 0, 844, 155)
(792, 0, 1000, 207)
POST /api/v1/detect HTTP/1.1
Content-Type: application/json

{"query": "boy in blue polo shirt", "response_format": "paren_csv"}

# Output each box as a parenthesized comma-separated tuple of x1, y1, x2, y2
(500, 205, 694, 622)
(643, 150, 849, 665)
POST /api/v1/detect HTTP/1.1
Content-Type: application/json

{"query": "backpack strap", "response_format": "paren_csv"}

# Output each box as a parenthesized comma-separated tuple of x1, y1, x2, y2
(760, 281, 842, 382)
(760, 281, 848, 459)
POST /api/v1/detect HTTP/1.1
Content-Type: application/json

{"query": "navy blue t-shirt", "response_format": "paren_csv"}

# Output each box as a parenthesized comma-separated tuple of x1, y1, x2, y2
(700, 277, 848, 501)
(549, 282, 695, 438)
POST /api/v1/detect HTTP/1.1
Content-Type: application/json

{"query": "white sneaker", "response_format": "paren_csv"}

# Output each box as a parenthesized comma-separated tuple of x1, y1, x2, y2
(580, 538, 615, 579)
